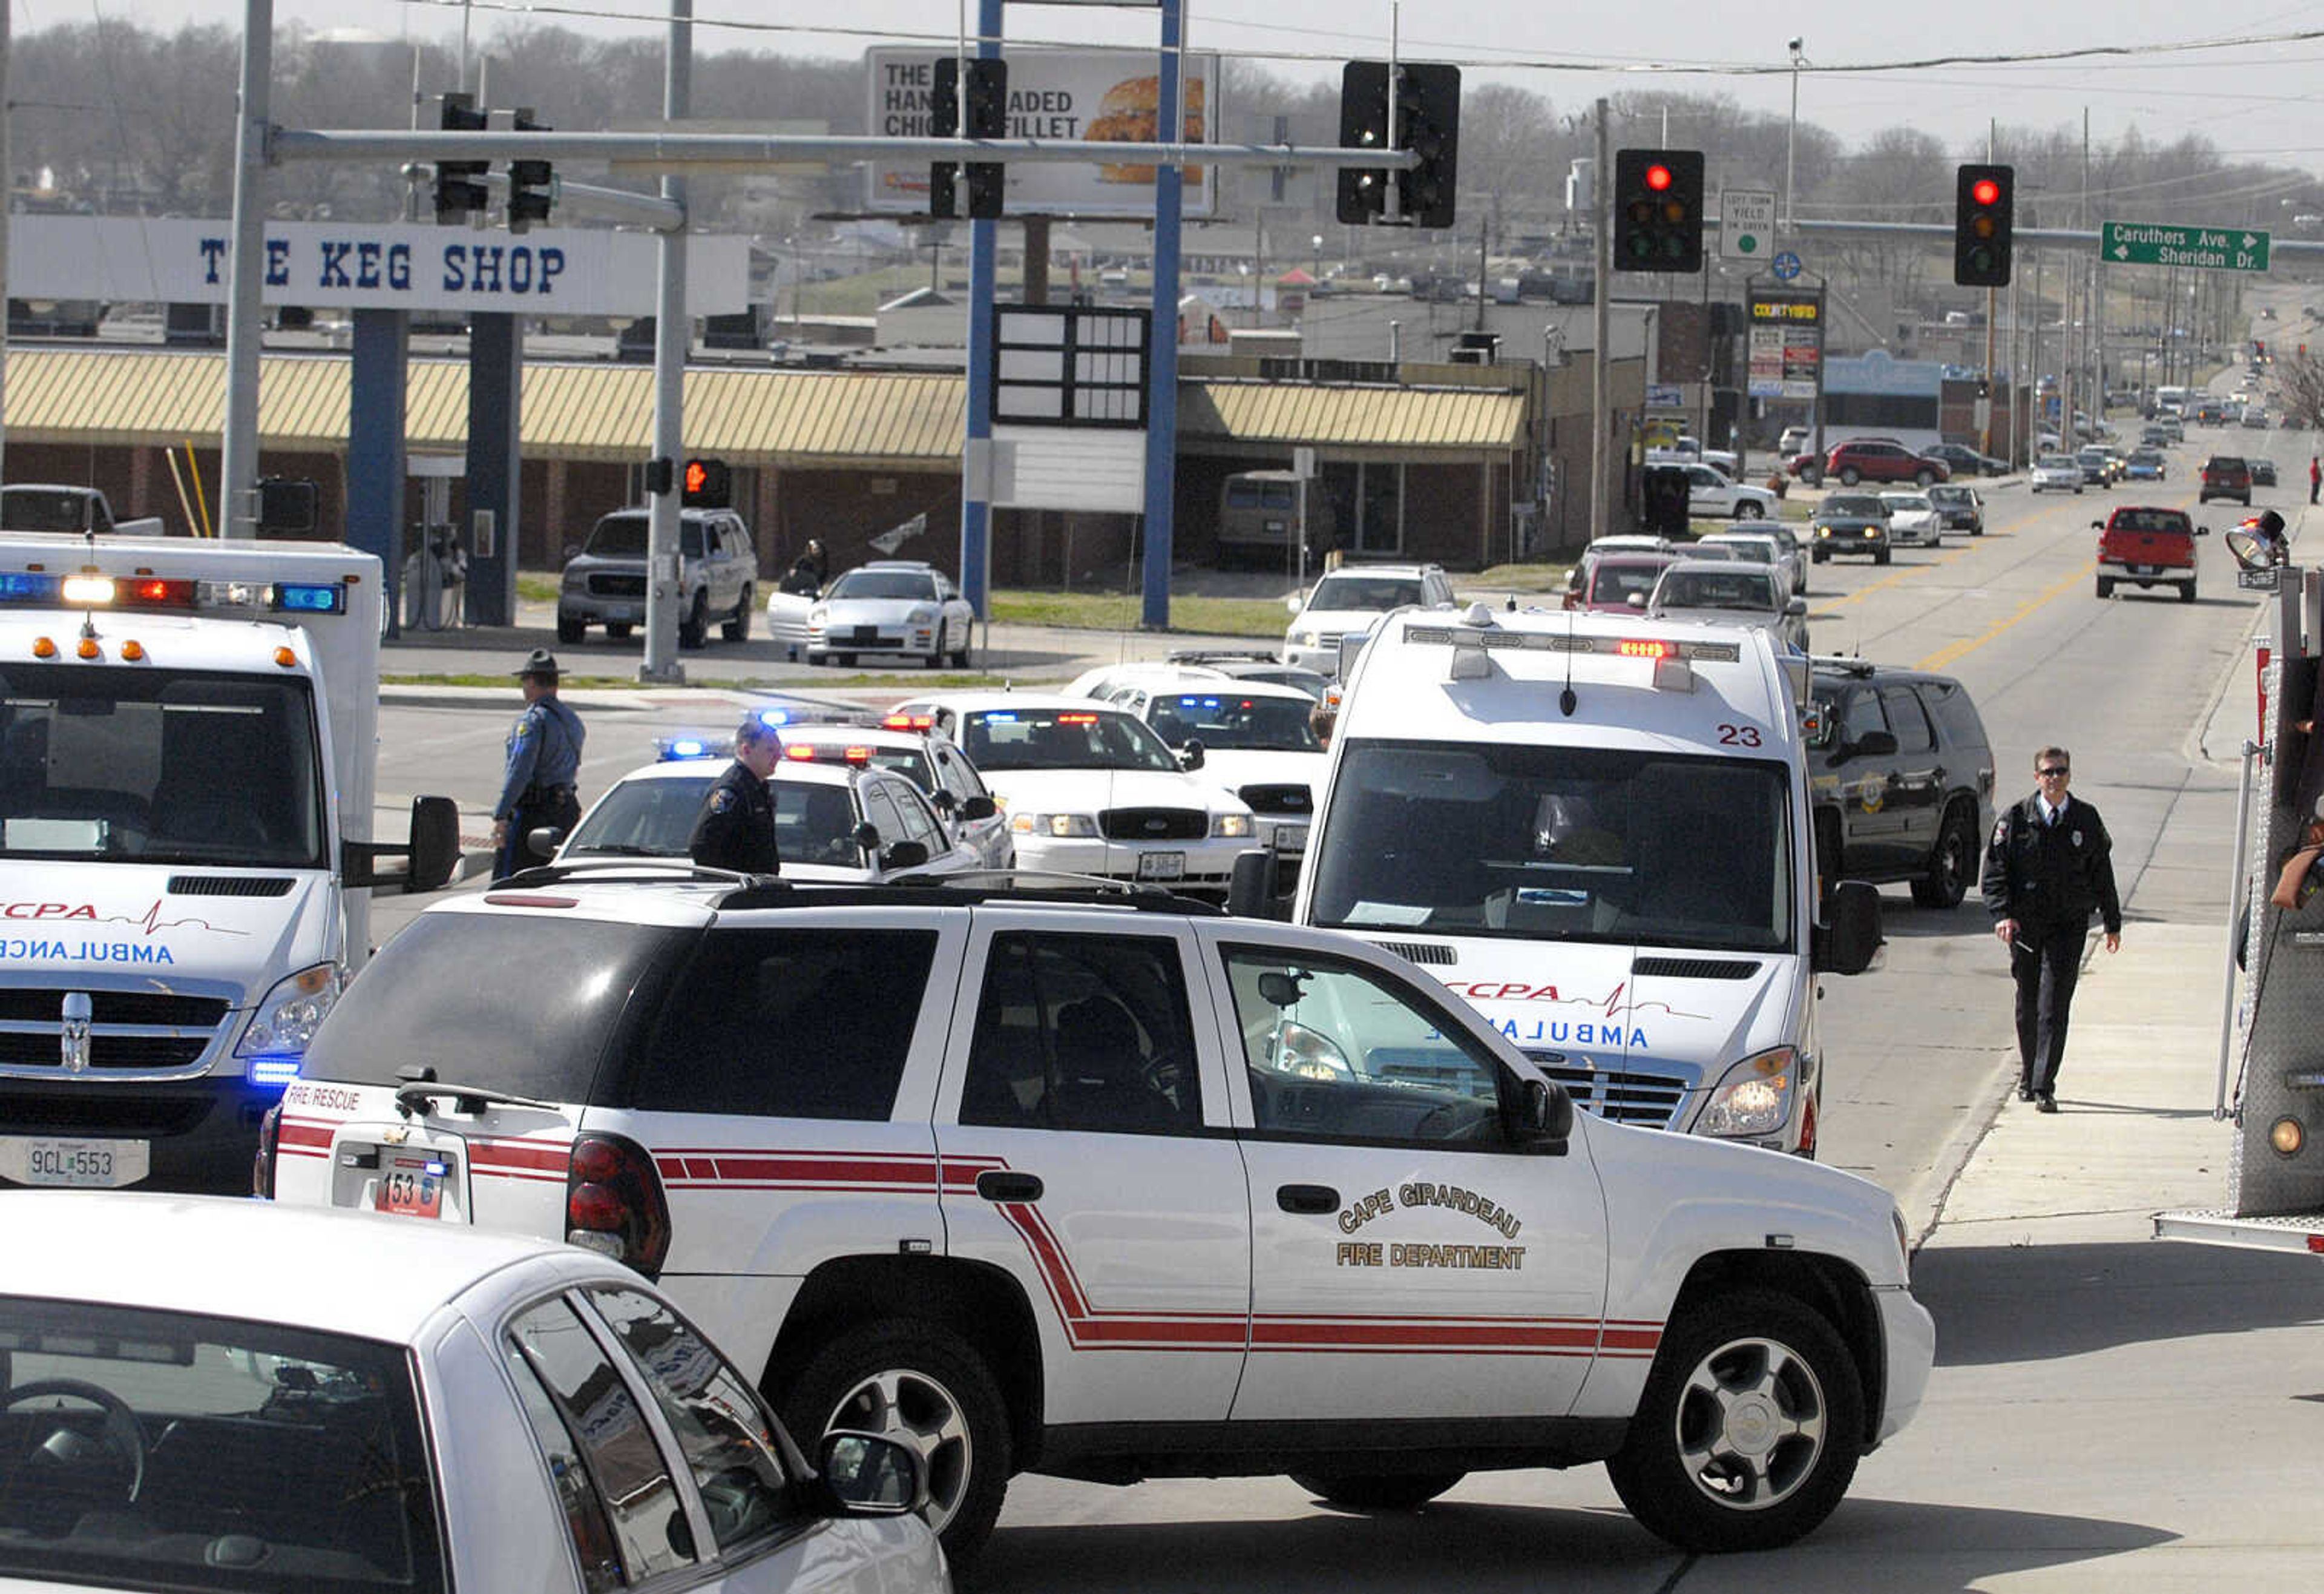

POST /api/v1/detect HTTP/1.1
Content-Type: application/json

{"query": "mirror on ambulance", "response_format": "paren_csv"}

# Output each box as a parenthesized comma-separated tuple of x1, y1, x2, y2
(1285, 592, 1306, 614)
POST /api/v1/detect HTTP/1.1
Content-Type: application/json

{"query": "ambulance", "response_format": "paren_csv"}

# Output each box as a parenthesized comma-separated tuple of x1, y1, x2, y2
(1294, 602, 1881, 1156)
(0, 533, 456, 1194)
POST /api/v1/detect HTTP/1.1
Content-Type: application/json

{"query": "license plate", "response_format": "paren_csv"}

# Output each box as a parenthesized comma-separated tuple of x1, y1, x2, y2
(1273, 824, 1309, 854)
(2, 1136, 150, 1188)
(1135, 851, 1186, 881)
(375, 1158, 447, 1219)
(608, 604, 639, 621)
(2240, 568, 2282, 591)
(2129, 564, 2159, 576)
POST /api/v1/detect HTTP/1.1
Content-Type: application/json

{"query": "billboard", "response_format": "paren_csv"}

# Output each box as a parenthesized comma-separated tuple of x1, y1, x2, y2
(866, 47, 1217, 218)
(1746, 291, 1822, 401)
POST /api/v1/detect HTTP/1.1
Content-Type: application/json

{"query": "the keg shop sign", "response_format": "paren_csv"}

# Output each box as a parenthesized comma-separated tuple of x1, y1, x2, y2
(1747, 291, 1822, 401)
(865, 47, 1218, 217)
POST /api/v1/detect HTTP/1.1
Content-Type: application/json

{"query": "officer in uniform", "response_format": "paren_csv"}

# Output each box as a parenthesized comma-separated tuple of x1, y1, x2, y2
(688, 715, 783, 874)
(1980, 746, 2122, 1112)
(491, 649, 586, 880)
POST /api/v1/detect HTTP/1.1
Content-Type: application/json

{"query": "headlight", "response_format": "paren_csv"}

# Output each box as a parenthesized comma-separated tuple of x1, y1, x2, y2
(1816, 526, 1831, 537)
(1296, 631, 1319, 648)
(1268, 1021, 1352, 1079)
(1212, 813, 1253, 838)
(560, 568, 586, 590)
(1864, 526, 1882, 538)
(1011, 812, 1098, 837)
(235, 962, 344, 1082)
(809, 607, 828, 624)
(1696, 1046, 1799, 1139)
(907, 606, 936, 624)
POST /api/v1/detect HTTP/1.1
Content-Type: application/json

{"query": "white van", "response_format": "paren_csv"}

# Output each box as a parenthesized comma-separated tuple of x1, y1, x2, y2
(1293, 604, 1880, 1157)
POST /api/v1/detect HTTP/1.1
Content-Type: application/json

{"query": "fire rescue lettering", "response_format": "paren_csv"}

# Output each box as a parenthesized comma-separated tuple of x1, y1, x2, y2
(1336, 1241, 1529, 1271)
(1336, 1181, 1523, 1240)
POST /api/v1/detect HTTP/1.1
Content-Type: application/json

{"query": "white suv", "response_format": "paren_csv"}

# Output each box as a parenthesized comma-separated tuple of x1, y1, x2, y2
(268, 871, 1933, 1568)
(1282, 563, 1455, 674)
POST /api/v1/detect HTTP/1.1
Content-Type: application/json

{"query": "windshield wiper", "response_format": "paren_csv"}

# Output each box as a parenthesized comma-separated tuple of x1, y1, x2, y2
(570, 843, 671, 857)
(395, 1070, 561, 1118)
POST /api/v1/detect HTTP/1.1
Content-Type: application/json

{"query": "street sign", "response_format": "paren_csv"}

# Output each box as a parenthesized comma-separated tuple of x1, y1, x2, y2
(1772, 250, 1802, 281)
(2101, 221, 2270, 274)
(1721, 189, 1776, 261)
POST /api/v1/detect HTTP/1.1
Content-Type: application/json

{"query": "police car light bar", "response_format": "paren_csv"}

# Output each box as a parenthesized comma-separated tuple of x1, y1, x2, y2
(883, 713, 936, 731)
(0, 569, 344, 616)
(655, 734, 734, 761)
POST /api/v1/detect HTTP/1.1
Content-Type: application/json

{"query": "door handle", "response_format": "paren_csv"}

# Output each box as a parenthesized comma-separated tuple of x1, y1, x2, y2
(975, 1171, 1044, 1204)
(1277, 1183, 1341, 1215)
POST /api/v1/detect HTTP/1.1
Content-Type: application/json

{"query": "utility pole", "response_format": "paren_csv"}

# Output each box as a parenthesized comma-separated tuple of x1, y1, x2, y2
(1982, 118, 1997, 459)
(218, 0, 275, 538)
(639, 0, 692, 683)
(1590, 96, 1612, 544)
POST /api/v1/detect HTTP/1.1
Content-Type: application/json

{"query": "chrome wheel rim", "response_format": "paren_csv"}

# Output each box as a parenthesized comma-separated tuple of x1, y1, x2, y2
(824, 1367, 974, 1530)
(1670, 1334, 1828, 1512)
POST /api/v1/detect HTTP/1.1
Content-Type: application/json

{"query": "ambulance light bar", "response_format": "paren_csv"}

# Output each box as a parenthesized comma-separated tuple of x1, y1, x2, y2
(0, 570, 346, 616)
(1400, 621, 1740, 664)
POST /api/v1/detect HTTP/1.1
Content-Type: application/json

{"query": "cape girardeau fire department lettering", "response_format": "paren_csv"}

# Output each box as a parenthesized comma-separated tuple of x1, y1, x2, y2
(1335, 1181, 1528, 1270)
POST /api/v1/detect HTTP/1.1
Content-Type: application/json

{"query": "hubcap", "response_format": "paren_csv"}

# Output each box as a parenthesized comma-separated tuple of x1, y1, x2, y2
(824, 1368, 973, 1530)
(1671, 1335, 1827, 1512)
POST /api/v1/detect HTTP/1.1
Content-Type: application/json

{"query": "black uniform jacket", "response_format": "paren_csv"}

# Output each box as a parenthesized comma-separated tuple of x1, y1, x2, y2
(1981, 793, 2122, 935)
(688, 760, 781, 874)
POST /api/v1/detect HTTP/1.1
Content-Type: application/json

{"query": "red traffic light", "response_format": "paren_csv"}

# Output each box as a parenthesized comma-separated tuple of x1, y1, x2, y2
(684, 460, 709, 495)
(1645, 163, 1673, 193)
(680, 456, 732, 508)
(1971, 177, 2001, 206)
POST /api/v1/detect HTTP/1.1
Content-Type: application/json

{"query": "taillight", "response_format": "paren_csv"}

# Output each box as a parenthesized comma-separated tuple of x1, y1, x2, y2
(563, 1132, 672, 1278)
(254, 1103, 283, 1199)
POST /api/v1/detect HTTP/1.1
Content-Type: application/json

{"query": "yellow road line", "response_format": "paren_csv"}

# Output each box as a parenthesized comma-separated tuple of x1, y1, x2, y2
(1916, 558, 2098, 673)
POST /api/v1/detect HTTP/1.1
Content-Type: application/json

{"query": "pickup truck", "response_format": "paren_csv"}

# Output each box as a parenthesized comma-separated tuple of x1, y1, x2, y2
(0, 483, 165, 536)
(2095, 504, 2207, 603)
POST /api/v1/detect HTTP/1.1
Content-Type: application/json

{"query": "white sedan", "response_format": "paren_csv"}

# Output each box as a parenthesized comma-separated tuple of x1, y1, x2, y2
(1879, 491, 1946, 548)
(1, 1193, 950, 1593)
(2030, 453, 2086, 494)
(807, 561, 976, 670)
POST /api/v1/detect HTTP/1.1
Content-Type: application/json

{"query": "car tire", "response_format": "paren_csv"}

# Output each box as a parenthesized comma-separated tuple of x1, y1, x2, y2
(2181, 580, 2198, 604)
(723, 585, 752, 642)
(1290, 1472, 1468, 1510)
(556, 613, 585, 645)
(951, 640, 974, 670)
(833, 653, 856, 668)
(678, 591, 707, 650)
(1914, 470, 1935, 487)
(1801, 467, 1823, 487)
(1838, 468, 1860, 486)
(1874, 549, 1891, 565)
(1811, 549, 1828, 564)
(780, 1319, 1013, 1568)
(1603, 1288, 1865, 1555)
(1912, 802, 1978, 909)
(1736, 502, 1765, 521)
(606, 621, 634, 641)
(1972, 522, 1984, 536)
(2096, 578, 2115, 599)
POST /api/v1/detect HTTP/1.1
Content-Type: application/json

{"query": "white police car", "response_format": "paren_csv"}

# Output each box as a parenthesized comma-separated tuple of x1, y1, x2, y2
(1073, 667, 1325, 864)
(769, 713, 1014, 871)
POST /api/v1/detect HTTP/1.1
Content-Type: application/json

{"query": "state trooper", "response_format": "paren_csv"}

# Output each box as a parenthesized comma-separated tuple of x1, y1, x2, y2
(688, 715, 783, 875)
(491, 649, 586, 880)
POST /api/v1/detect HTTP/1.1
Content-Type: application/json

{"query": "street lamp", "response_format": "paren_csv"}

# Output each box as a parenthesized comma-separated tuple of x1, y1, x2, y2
(1785, 38, 1805, 234)
(1313, 233, 1324, 283)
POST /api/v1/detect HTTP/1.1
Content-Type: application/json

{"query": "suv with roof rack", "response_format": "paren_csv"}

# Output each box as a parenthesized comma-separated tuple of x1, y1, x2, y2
(265, 866, 1933, 1567)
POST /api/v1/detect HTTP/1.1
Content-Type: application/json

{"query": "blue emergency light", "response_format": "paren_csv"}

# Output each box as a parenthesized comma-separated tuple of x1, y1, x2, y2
(271, 582, 345, 615)
(0, 573, 61, 604)
(246, 1056, 303, 1087)
(983, 711, 1019, 723)
(757, 707, 792, 728)
(668, 739, 708, 759)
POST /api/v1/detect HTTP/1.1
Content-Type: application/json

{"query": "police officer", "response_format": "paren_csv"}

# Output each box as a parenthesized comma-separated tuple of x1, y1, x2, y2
(688, 716, 782, 874)
(1980, 746, 2122, 1112)
(491, 650, 586, 880)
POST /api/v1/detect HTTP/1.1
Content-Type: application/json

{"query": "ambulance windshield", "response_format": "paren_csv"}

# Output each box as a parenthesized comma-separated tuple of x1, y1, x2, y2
(0, 667, 327, 869)
(1308, 739, 1793, 953)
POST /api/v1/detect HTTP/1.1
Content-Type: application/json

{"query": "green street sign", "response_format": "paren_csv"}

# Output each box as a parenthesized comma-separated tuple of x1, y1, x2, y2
(2101, 221, 2270, 273)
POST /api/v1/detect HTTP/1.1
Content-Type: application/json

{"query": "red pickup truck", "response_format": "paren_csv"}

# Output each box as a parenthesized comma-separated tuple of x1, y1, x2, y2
(2095, 505, 2207, 603)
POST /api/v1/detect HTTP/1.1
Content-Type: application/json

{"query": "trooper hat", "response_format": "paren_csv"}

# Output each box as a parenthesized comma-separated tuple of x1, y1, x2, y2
(513, 648, 562, 679)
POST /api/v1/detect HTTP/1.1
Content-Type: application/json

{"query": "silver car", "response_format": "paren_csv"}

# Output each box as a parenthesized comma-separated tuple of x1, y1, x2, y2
(558, 506, 760, 650)
(1646, 558, 1810, 653)
(808, 561, 977, 669)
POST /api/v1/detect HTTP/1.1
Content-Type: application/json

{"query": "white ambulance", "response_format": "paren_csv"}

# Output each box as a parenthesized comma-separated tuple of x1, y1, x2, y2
(1294, 602, 1880, 1156)
(0, 533, 456, 1194)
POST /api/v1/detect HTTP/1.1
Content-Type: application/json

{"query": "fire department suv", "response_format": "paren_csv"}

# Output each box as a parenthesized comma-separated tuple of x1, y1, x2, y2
(266, 869, 1932, 1564)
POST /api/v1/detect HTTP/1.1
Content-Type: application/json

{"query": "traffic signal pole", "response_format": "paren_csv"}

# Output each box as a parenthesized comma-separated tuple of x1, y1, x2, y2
(218, 0, 274, 539)
(1590, 97, 1611, 544)
(641, 0, 691, 685)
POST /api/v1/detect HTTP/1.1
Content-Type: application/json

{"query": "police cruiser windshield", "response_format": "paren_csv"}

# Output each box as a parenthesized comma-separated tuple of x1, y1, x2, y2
(564, 774, 869, 866)
(0, 667, 326, 869)
(962, 709, 1181, 774)
(1148, 694, 1321, 752)
(1307, 739, 1794, 953)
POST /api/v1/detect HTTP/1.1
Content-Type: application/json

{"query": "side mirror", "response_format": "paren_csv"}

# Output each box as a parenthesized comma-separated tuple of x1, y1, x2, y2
(927, 788, 957, 812)
(1513, 1077, 1574, 1155)
(1285, 593, 1306, 615)
(1813, 879, 1884, 975)
(879, 840, 930, 871)
(1785, 596, 1808, 616)
(852, 821, 882, 855)
(341, 794, 461, 892)
(1626, 591, 1647, 610)
(1179, 737, 1206, 771)
(1849, 728, 1899, 759)
(957, 794, 997, 821)
(818, 1431, 927, 1518)
(2090, 521, 2106, 530)
(561, 542, 580, 563)
(1227, 849, 1279, 918)
(2197, 525, 2211, 536)
(525, 825, 563, 860)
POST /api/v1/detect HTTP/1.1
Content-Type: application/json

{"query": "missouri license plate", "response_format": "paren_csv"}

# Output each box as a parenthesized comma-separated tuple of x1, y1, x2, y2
(2, 1137, 150, 1189)
(1135, 851, 1186, 881)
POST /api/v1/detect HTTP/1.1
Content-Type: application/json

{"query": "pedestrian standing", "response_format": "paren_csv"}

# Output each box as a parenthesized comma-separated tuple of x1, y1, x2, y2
(1980, 748, 2122, 1112)
(491, 649, 586, 880)
(2309, 455, 2319, 506)
(688, 715, 783, 874)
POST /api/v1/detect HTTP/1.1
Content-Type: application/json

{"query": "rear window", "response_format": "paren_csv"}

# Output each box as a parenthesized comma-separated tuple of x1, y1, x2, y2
(308, 914, 690, 1099)
(2109, 509, 2193, 535)
(1917, 678, 1989, 756)
(0, 1297, 444, 1594)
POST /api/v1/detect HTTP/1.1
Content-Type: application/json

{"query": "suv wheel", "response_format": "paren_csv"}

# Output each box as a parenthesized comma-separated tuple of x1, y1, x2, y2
(1604, 1288, 1864, 1554)
(1290, 1471, 1468, 1510)
(556, 613, 585, 645)
(1838, 467, 1861, 486)
(1911, 801, 1977, 909)
(723, 585, 753, 642)
(1914, 469, 1935, 487)
(782, 1320, 1012, 1566)
(2181, 579, 2198, 604)
(606, 621, 634, 641)
(678, 591, 708, 650)
(1735, 501, 1765, 521)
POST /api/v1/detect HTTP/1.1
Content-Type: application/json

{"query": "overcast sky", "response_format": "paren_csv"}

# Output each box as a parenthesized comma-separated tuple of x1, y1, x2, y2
(47, 0, 2324, 177)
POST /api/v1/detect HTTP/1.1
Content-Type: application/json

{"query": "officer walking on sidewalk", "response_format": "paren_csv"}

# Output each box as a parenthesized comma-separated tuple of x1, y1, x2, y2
(491, 649, 586, 880)
(688, 715, 783, 874)
(1981, 746, 2122, 1112)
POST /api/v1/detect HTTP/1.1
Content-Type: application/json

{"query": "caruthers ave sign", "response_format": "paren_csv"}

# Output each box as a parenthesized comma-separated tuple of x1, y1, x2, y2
(2101, 220, 2271, 274)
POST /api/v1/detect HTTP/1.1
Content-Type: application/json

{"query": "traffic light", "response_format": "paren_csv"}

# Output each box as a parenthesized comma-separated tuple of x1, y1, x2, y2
(681, 457, 732, 509)
(1335, 61, 1462, 229)
(643, 456, 674, 497)
(1953, 163, 2014, 288)
(508, 108, 555, 234)
(930, 57, 1007, 220)
(433, 91, 489, 223)
(1612, 149, 1704, 274)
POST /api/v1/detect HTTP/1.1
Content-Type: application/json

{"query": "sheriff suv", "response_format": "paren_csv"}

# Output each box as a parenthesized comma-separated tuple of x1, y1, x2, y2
(265, 869, 1934, 1567)
(1807, 659, 1997, 909)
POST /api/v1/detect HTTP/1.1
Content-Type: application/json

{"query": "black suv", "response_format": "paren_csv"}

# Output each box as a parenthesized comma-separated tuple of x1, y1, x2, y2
(1808, 659, 1997, 909)
(2200, 455, 2253, 506)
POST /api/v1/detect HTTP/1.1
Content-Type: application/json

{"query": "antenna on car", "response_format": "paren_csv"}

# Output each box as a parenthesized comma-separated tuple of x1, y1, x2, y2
(1559, 609, 1578, 717)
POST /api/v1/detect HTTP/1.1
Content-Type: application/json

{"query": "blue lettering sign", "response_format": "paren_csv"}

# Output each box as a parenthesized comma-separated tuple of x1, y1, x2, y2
(318, 241, 352, 289)
(442, 248, 464, 292)
(265, 237, 290, 288)
(470, 246, 504, 293)
(388, 243, 411, 291)
(355, 241, 382, 289)
(200, 237, 228, 285)
(538, 247, 563, 295)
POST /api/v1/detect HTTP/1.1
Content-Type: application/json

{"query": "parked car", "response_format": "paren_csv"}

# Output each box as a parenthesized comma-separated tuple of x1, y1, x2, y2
(1679, 461, 1779, 520)
(1824, 440, 1949, 487)
(1646, 558, 1810, 651)
(1807, 657, 1997, 909)
(1924, 443, 2006, 478)
(1163, 648, 1333, 702)
(1926, 483, 1985, 535)
(776, 713, 1016, 869)
(1810, 493, 1893, 564)
(5, 1193, 949, 1593)
(2201, 455, 2253, 506)
(807, 561, 977, 670)
(2095, 503, 2207, 603)
(1778, 424, 1813, 456)
(559, 506, 760, 650)
(1878, 491, 1946, 549)
(2030, 454, 2086, 494)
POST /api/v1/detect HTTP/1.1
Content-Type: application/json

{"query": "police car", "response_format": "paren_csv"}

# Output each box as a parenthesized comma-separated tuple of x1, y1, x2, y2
(773, 713, 1013, 870)
(265, 869, 1934, 1566)
(884, 692, 1259, 894)
(550, 740, 982, 881)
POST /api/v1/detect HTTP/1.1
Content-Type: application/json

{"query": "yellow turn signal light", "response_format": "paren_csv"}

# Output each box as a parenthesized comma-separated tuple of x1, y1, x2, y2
(274, 645, 298, 668)
(76, 637, 102, 660)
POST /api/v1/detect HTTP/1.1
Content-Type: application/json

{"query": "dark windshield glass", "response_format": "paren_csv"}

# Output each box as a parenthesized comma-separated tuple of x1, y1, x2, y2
(1307, 576, 1424, 612)
(1656, 570, 1776, 611)
(1308, 739, 1794, 952)
(0, 667, 324, 868)
(827, 570, 939, 602)
(1587, 563, 1664, 605)
(583, 514, 648, 558)
(563, 772, 865, 867)
(0, 1296, 445, 1593)
(306, 912, 691, 1097)
(1, 490, 95, 532)
(1148, 694, 1321, 751)
(1821, 496, 1885, 516)
(962, 708, 1181, 773)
